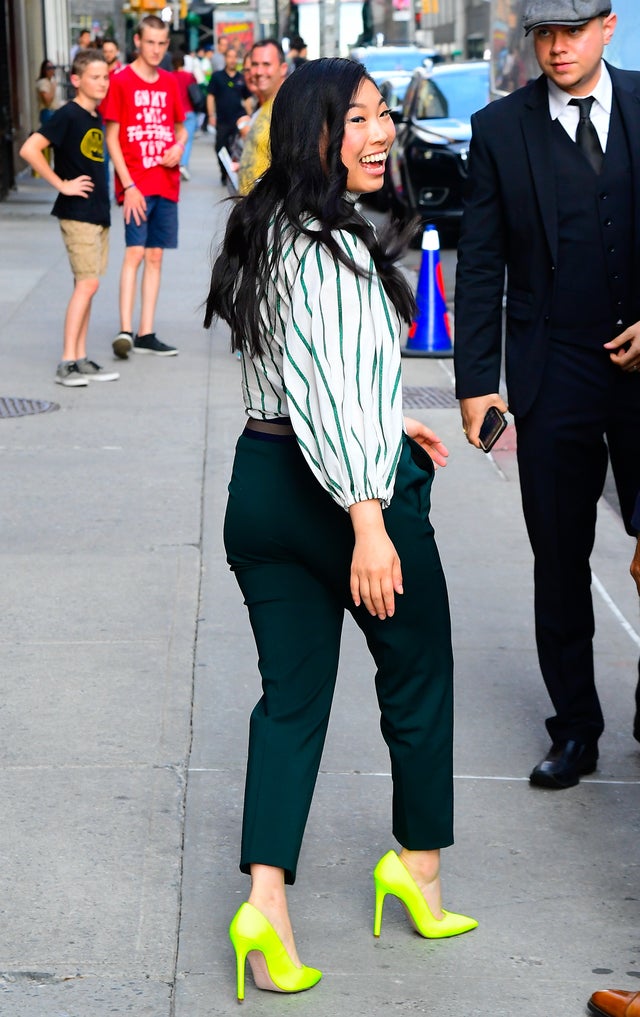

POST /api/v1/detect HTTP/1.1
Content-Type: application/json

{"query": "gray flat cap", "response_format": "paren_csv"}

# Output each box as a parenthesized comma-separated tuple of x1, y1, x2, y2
(523, 0, 612, 35)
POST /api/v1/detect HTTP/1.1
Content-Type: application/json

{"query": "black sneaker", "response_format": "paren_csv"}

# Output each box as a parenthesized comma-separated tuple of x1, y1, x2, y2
(113, 331, 133, 359)
(133, 333, 178, 356)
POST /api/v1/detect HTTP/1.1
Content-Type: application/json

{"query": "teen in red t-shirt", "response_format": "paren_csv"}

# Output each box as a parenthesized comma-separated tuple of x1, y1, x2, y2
(102, 59, 184, 203)
(103, 15, 186, 358)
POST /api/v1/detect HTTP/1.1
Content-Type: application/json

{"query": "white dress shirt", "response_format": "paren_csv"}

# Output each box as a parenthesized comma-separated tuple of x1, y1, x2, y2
(547, 61, 612, 152)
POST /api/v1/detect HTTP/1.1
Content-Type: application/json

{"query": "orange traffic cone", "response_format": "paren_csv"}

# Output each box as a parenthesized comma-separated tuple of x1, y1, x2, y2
(402, 225, 453, 358)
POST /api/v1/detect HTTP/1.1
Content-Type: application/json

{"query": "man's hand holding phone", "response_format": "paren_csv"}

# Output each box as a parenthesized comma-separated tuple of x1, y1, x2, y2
(479, 405, 507, 451)
(459, 394, 509, 451)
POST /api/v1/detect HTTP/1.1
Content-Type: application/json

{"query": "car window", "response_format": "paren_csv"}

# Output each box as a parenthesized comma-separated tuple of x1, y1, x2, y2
(428, 68, 489, 120)
(402, 77, 420, 118)
(414, 80, 448, 120)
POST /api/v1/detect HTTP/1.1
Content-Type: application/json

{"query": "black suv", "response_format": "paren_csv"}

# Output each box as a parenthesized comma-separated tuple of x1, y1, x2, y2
(386, 61, 490, 233)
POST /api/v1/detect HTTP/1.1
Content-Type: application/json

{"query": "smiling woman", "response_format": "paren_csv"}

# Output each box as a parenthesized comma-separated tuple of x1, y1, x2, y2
(341, 78, 395, 192)
(203, 55, 476, 1005)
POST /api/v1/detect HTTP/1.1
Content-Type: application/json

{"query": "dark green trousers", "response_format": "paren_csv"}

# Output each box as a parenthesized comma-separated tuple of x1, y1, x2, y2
(224, 430, 454, 884)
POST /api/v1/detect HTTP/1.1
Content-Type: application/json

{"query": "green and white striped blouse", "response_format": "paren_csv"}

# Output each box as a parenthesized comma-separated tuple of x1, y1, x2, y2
(240, 220, 404, 511)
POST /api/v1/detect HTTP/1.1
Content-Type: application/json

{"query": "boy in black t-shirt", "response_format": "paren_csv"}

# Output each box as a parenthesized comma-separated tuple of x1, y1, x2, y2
(20, 50, 119, 386)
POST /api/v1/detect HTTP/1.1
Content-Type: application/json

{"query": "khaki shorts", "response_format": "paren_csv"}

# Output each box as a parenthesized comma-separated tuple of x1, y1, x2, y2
(59, 219, 109, 280)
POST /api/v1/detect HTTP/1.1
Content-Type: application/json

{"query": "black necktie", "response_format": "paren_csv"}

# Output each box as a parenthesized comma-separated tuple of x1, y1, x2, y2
(569, 96, 603, 174)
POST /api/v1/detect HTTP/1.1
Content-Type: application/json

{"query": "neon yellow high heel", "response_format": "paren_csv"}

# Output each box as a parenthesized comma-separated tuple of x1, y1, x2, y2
(229, 902, 322, 1002)
(373, 850, 478, 939)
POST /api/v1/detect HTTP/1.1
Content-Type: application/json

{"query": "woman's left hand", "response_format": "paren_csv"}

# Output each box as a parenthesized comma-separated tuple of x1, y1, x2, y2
(404, 416, 449, 468)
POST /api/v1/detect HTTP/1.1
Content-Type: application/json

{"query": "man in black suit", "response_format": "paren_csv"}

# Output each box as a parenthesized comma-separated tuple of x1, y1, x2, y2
(454, 0, 640, 789)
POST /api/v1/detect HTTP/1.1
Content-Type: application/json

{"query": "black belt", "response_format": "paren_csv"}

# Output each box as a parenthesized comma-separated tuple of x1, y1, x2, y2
(244, 417, 295, 437)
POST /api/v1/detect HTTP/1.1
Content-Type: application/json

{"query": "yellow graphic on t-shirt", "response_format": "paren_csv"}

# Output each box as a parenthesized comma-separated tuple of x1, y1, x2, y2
(80, 127, 105, 162)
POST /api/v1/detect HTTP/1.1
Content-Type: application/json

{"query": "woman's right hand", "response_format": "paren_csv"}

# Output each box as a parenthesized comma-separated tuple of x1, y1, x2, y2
(349, 500, 403, 620)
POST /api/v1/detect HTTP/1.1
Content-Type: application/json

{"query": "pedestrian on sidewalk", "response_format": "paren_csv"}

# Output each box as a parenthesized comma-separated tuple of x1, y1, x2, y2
(210, 34, 229, 74)
(100, 37, 122, 75)
(171, 52, 199, 181)
(102, 14, 187, 360)
(286, 35, 308, 74)
(205, 45, 248, 185)
(236, 39, 287, 195)
(70, 29, 91, 66)
(205, 56, 477, 1003)
(20, 50, 119, 387)
(35, 59, 61, 128)
(97, 37, 123, 202)
(225, 54, 258, 169)
(454, 0, 640, 789)
(240, 51, 258, 110)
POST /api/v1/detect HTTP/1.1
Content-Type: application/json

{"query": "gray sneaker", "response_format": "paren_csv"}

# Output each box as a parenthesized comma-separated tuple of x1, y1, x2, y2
(55, 361, 88, 387)
(75, 358, 120, 382)
(113, 331, 133, 359)
(133, 333, 178, 356)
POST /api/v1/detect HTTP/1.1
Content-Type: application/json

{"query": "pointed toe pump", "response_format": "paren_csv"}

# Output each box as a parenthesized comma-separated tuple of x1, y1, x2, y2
(229, 902, 322, 1002)
(373, 850, 478, 940)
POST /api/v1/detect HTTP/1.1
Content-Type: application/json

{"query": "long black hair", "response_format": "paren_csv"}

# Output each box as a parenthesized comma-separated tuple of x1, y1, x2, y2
(204, 57, 417, 354)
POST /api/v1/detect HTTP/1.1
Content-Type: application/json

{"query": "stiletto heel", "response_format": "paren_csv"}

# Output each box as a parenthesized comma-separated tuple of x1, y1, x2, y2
(373, 850, 478, 939)
(374, 879, 385, 938)
(229, 902, 322, 1002)
(232, 936, 249, 1002)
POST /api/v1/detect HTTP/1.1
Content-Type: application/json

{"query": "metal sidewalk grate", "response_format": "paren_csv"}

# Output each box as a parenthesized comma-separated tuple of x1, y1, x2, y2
(402, 386, 458, 409)
(0, 397, 60, 419)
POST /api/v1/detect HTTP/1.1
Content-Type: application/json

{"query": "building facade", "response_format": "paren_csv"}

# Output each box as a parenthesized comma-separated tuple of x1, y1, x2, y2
(2, 0, 71, 198)
(417, 0, 492, 59)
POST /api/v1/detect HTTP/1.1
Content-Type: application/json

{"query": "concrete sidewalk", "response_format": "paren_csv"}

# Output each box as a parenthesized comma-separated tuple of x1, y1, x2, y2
(1, 133, 639, 1017)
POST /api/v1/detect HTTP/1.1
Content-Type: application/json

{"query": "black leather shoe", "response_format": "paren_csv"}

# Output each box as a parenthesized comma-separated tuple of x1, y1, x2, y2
(529, 740, 598, 789)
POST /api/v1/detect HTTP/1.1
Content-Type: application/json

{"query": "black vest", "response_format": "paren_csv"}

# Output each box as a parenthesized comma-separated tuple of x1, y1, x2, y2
(549, 96, 633, 345)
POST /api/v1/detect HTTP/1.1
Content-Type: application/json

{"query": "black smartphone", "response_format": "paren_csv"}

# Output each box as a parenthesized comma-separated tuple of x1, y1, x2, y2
(478, 406, 507, 452)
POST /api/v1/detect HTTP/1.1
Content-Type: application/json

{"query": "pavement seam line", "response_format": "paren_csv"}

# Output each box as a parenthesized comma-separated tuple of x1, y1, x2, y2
(187, 767, 640, 785)
(167, 311, 212, 1017)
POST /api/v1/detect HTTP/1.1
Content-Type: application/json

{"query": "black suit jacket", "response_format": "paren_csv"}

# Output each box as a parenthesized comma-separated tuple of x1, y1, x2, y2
(454, 63, 640, 417)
